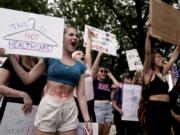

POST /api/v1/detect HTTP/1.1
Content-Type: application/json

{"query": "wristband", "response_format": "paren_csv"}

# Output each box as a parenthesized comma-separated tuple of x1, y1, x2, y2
(84, 120, 90, 123)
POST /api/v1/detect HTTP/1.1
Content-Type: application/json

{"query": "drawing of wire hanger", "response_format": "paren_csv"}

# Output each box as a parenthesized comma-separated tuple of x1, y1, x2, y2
(3, 18, 58, 47)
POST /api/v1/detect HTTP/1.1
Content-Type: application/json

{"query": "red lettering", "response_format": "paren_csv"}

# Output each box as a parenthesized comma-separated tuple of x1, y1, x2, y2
(25, 33, 39, 41)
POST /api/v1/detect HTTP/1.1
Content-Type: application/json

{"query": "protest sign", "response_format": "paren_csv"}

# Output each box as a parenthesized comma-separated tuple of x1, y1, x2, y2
(0, 102, 38, 135)
(83, 25, 118, 56)
(0, 8, 64, 59)
(121, 84, 142, 121)
(150, 0, 180, 45)
(126, 49, 143, 71)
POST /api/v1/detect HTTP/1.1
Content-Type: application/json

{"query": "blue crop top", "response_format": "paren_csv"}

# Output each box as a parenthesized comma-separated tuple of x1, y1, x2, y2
(146, 74, 169, 96)
(43, 58, 87, 87)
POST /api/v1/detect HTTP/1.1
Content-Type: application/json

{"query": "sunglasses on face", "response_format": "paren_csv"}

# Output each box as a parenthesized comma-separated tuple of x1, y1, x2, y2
(99, 69, 107, 73)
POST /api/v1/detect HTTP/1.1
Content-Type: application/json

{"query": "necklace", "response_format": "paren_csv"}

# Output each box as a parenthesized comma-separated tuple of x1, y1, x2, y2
(156, 73, 166, 79)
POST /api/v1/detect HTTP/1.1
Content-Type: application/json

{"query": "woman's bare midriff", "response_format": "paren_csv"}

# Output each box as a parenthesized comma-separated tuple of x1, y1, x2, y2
(95, 100, 110, 103)
(149, 94, 169, 102)
(46, 80, 74, 102)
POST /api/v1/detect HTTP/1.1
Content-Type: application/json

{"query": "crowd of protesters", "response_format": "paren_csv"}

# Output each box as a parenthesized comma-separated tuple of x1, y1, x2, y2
(0, 21, 180, 135)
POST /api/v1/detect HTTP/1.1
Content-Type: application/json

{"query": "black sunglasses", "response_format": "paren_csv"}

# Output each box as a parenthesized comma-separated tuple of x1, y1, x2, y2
(99, 69, 107, 73)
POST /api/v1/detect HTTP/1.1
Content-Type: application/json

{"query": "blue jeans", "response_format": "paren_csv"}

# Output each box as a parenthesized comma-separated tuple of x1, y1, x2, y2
(94, 102, 113, 123)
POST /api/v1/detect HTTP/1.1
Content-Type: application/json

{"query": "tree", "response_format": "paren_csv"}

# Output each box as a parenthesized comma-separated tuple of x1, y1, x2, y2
(51, 0, 179, 78)
(0, 0, 51, 15)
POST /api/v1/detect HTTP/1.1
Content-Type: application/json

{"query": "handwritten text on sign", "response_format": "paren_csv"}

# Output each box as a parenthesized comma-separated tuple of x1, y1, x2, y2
(126, 49, 143, 71)
(83, 25, 118, 56)
(121, 84, 142, 121)
(150, 0, 180, 45)
(0, 103, 38, 135)
(0, 8, 64, 59)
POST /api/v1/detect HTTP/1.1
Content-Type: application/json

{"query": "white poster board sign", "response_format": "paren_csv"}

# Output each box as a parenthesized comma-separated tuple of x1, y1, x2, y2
(0, 102, 98, 135)
(0, 8, 64, 59)
(126, 49, 143, 71)
(0, 102, 38, 135)
(0, 57, 7, 67)
(83, 25, 118, 56)
(121, 84, 142, 121)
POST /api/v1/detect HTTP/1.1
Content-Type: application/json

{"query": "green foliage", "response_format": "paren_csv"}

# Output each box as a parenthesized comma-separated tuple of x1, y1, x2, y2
(0, 0, 51, 15)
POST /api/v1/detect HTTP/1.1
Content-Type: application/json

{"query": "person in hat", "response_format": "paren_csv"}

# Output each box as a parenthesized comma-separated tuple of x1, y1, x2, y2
(112, 72, 138, 135)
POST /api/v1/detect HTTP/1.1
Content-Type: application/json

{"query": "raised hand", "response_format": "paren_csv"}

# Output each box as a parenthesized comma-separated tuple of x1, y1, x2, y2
(145, 19, 151, 38)
(0, 48, 5, 55)
(87, 28, 93, 39)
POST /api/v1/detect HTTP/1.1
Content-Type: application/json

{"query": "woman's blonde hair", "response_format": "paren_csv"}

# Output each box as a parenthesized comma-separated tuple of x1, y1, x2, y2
(64, 26, 77, 35)
(134, 71, 143, 84)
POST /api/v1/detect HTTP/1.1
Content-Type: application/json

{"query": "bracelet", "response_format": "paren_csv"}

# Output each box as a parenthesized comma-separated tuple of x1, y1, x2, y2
(84, 121, 92, 127)
(84, 120, 90, 123)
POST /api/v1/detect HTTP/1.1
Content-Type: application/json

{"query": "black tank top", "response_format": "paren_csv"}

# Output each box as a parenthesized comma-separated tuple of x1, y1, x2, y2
(146, 74, 169, 96)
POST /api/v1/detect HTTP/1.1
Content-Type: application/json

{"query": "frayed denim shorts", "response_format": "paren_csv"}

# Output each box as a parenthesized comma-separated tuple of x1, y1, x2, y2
(94, 101, 113, 124)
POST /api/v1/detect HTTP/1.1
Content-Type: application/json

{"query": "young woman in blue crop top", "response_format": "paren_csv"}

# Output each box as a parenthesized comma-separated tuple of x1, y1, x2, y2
(143, 20, 180, 135)
(6, 27, 92, 135)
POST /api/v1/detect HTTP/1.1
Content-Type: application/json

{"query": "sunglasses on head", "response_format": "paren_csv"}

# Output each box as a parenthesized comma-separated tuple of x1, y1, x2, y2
(99, 69, 107, 73)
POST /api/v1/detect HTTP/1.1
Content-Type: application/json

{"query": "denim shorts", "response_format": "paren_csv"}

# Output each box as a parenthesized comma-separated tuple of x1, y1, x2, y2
(34, 94, 78, 132)
(94, 102, 113, 123)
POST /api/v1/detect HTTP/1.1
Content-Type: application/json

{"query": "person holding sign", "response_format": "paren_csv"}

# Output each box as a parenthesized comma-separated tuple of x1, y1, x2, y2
(132, 71, 143, 85)
(0, 55, 46, 122)
(5, 26, 92, 135)
(112, 73, 138, 135)
(72, 29, 98, 122)
(143, 20, 180, 135)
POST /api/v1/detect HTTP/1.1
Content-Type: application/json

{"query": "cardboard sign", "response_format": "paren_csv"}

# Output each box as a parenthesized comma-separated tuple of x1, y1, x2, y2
(126, 49, 143, 71)
(121, 84, 142, 121)
(0, 8, 64, 59)
(83, 25, 118, 56)
(150, 0, 180, 45)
